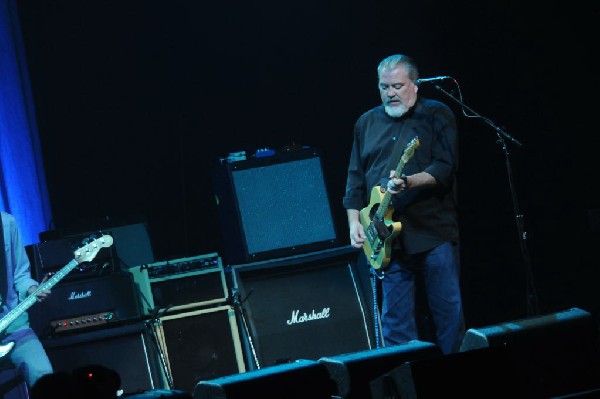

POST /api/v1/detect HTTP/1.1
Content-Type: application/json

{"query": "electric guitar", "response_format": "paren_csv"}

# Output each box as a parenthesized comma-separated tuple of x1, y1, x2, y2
(359, 137, 420, 270)
(0, 234, 114, 359)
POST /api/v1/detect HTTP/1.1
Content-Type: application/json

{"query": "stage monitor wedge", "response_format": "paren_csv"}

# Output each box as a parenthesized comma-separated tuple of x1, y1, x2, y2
(369, 345, 520, 399)
(460, 307, 600, 398)
(319, 340, 442, 399)
(193, 359, 335, 399)
(212, 148, 339, 264)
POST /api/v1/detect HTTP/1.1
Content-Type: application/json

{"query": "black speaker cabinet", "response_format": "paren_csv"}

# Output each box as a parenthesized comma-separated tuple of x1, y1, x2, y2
(318, 340, 442, 399)
(42, 322, 164, 395)
(459, 307, 600, 398)
(232, 246, 372, 369)
(130, 254, 227, 315)
(212, 148, 339, 264)
(156, 305, 246, 394)
(193, 359, 335, 399)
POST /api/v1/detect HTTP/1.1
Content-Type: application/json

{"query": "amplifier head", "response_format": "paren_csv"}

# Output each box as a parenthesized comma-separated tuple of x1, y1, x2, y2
(130, 254, 227, 315)
(29, 273, 142, 337)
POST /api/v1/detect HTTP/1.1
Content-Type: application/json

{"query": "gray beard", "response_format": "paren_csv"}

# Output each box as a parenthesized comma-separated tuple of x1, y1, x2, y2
(384, 103, 408, 118)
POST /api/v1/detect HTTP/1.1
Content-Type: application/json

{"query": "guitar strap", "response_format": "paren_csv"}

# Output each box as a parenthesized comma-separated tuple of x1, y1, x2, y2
(384, 116, 417, 177)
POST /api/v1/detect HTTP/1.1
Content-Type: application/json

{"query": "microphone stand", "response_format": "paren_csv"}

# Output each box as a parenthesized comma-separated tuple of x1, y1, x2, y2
(145, 307, 175, 389)
(231, 288, 261, 370)
(432, 83, 540, 317)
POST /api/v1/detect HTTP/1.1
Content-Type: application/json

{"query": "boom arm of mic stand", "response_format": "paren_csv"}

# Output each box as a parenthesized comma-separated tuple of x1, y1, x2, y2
(432, 84, 522, 147)
(431, 83, 540, 316)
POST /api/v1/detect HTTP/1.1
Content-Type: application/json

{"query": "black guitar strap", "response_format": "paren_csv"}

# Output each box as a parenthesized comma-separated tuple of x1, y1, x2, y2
(384, 117, 417, 177)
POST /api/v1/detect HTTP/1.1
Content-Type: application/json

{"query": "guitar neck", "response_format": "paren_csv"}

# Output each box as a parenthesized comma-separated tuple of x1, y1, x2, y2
(374, 157, 408, 220)
(0, 234, 112, 336)
(0, 259, 79, 334)
(38, 259, 81, 292)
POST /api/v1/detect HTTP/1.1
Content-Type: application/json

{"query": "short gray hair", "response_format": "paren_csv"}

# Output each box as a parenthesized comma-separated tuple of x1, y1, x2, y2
(377, 54, 419, 82)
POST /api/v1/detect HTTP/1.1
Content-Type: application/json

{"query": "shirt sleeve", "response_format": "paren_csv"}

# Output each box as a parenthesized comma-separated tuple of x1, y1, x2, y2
(7, 215, 39, 299)
(422, 103, 458, 188)
(343, 121, 368, 210)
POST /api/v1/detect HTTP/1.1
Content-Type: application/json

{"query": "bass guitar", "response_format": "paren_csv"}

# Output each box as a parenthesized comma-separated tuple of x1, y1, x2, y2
(0, 234, 113, 358)
(359, 137, 420, 270)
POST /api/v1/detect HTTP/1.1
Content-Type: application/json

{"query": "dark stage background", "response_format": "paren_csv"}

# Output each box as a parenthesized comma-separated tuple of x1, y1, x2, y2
(15, 1, 599, 329)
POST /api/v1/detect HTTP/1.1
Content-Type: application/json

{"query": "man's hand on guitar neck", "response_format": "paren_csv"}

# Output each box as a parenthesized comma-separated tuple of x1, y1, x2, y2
(27, 274, 51, 302)
(347, 209, 366, 248)
(384, 170, 409, 194)
(384, 170, 437, 194)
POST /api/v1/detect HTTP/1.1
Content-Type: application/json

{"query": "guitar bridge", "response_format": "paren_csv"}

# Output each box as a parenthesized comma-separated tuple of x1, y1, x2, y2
(372, 218, 391, 240)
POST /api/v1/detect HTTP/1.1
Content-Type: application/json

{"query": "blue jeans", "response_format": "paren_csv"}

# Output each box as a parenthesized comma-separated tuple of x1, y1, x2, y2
(380, 241, 465, 354)
(3, 327, 53, 387)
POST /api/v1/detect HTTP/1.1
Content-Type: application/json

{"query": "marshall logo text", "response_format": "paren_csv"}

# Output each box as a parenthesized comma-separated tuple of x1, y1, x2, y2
(287, 307, 330, 325)
(68, 291, 92, 300)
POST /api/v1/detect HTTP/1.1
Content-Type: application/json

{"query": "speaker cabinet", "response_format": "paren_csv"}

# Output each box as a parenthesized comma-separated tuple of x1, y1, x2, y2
(42, 323, 164, 395)
(155, 305, 246, 394)
(193, 359, 335, 399)
(318, 340, 442, 399)
(459, 307, 600, 398)
(212, 148, 339, 264)
(232, 246, 372, 369)
(130, 254, 227, 315)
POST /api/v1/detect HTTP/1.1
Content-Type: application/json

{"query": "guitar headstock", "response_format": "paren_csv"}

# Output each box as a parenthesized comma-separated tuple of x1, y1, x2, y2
(401, 136, 420, 162)
(73, 234, 114, 264)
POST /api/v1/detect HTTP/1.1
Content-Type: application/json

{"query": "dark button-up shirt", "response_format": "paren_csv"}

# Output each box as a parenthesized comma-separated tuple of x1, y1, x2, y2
(343, 97, 459, 254)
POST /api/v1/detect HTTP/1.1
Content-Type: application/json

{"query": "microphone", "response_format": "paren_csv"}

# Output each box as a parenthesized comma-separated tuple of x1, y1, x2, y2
(416, 76, 453, 84)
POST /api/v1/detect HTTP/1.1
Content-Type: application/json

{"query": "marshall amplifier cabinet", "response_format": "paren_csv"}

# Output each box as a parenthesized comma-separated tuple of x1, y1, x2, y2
(129, 253, 227, 315)
(28, 272, 142, 337)
(232, 246, 373, 370)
